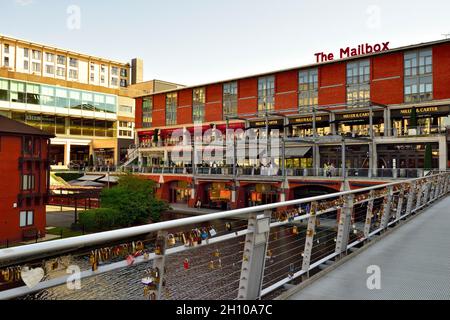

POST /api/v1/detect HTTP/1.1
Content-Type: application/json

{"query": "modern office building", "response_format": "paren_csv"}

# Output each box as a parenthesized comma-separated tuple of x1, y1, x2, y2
(131, 39, 450, 209)
(0, 34, 182, 168)
(0, 116, 53, 243)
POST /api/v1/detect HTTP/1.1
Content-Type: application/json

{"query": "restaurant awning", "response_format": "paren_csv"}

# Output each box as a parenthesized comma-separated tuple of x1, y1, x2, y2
(284, 147, 312, 157)
(97, 176, 120, 183)
(77, 175, 104, 181)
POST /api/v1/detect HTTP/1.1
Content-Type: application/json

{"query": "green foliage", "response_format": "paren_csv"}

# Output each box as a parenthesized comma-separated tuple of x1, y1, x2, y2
(80, 175, 169, 232)
(79, 208, 123, 232)
(424, 143, 433, 170)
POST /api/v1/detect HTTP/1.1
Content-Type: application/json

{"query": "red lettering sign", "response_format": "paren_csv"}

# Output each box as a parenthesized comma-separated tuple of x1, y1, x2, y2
(314, 42, 390, 63)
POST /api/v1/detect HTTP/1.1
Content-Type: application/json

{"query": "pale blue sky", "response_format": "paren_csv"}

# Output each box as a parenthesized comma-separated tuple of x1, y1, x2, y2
(1, 0, 449, 86)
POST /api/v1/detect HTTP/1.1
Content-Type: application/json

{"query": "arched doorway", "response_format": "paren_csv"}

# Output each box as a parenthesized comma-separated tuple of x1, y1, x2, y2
(169, 181, 191, 204)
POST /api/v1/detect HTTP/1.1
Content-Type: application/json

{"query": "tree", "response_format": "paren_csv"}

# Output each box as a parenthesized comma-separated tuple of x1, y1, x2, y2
(79, 174, 170, 231)
(424, 143, 433, 170)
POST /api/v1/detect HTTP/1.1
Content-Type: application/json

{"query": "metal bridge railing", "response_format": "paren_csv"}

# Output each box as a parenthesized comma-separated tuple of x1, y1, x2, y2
(0, 173, 449, 300)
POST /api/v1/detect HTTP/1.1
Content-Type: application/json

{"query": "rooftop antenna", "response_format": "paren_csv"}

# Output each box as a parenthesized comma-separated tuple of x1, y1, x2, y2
(442, 33, 450, 39)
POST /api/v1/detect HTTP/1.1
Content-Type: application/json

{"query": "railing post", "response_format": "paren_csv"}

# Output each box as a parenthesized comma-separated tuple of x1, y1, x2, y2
(444, 174, 449, 195)
(415, 183, 424, 212)
(396, 187, 405, 221)
(405, 181, 416, 216)
(301, 202, 318, 276)
(380, 186, 393, 230)
(363, 191, 375, 239)
(237, 210, 271, 300)
(152, 231, 168, 300)
(335, 195, 354, 257)
(422, 181, 431, 206)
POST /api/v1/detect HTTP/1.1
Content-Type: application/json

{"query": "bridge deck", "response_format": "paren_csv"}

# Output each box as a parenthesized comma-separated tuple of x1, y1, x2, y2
(288, 196, 450, 300)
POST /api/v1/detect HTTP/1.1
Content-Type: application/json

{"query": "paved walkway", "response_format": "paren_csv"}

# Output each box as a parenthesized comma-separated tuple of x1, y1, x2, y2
(289, 196, 450, 300)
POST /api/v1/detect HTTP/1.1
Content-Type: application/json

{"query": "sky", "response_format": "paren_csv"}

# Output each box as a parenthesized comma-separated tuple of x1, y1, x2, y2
(1, 0, 450, 86)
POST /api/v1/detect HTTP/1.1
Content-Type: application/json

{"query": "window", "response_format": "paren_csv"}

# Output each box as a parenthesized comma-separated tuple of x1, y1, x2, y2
(193, 88, 205, 123)
(166, 93, 178, 126)
(119, 105, 133, 113)
(41, 86, 55, 106)
(120, 68, 128, 77)
(69, 69, 78, 79)
(119, 121, 133, 128)
(90, 63, 95, 71)
(119, 130, 132, 137)
(82, 92, 94, 111)
(69, 91, 82, 109)
(20, 211, 34, 227)
(90, 73, 95, 82)
(23, 136, 33, 154)
(101, 65, 106, 73)
(4, 44, 9, 54)
(142, 97, 153, 128)
(45, 53, 54, 63)
(70, 118, 82, 135)
(57, 55, 65, 65)
(111, 66, 119, 76)
(56, 67, 66, 77)
(111, 77, 118, 86)
(404, 49, 433, 103)
(24, 48, 29, 58)
(21, 175, 35, 191)
(223, 82, 238, 118)
(101, 75, 105, 84)
(32, 62, 41, 73)
(69, 58, 78, 68)
(24, 60, 29, 70)
(299, 69, 318, 110)
(0, 79, 9, 101)
(45, 65, 54, 74)
(55, 88, 69, 108)
(346, 59, 370, 107)
(4, 57, 9, 67)
(26, 83, 40, 105)
(32, 50, 41, 60)
(258, 76, 275, 114)
(10, 81, 26, 103)
(120, 79, 127, 87)
(105, 96, 117, 113)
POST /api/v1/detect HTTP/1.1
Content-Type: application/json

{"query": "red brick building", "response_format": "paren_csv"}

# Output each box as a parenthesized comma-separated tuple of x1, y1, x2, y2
(0, 116, 54, 244)
(130, 39, 450, 209)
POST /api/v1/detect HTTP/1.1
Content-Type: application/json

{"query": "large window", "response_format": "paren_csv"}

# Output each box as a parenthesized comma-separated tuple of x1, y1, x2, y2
(55, 88, 69, 108)
(404, 49, 433, 103)
(0, 79, 9, 101)
(142, 97, 153, 128)
(298, 69, 318, 110)
(223, 82, 238, 118)
(193, 88, 205, 123)
(69, 90, 82, 109)
(26, 83, 40, 105)
(41, 86, 55, 106)
(258, 76, 275, 114)
(346, 59, 370, 107)
(19, 211, 34, 227)
(10, 81, 26, 103)
(166, 93, 177, 126)
(21, 174, 35, 191)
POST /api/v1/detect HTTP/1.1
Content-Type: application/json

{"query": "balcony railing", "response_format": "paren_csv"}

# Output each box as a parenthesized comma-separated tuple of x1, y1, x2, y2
(0, 173, 448, 300)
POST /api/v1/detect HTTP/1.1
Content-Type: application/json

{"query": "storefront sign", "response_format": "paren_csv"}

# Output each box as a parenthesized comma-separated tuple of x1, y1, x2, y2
(289, 115, 329, 125)
(335, 111, 383, 122)
(249, 119, 284, 128)
(315, 42, 390, 63)
(391, 106, 450, 118)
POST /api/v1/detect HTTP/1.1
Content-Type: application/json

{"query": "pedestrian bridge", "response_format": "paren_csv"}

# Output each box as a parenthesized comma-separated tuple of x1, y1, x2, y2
(0, 173, 449, 300)
(281, 195, 450, 300)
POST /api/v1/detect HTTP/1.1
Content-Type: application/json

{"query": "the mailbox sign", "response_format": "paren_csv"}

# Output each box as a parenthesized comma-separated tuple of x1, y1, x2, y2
(315, 42, 390, 63)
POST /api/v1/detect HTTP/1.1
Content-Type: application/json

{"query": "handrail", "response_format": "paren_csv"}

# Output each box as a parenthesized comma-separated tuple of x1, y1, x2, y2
(0, 174, 442, 264)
